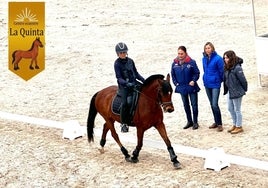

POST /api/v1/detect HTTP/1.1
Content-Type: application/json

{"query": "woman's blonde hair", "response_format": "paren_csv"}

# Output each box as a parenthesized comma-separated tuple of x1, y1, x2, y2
(203, 42, 215, 52)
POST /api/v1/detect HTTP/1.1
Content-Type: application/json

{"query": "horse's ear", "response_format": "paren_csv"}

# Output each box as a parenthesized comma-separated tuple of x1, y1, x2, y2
(166, 73, 170, 82)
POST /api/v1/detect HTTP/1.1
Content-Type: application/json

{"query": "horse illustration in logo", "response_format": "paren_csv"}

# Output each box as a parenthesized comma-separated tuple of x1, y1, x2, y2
(12, 37, 44, 70)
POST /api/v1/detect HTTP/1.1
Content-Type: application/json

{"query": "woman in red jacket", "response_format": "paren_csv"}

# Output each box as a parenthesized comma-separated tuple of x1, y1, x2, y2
(171, 46, 200, 130)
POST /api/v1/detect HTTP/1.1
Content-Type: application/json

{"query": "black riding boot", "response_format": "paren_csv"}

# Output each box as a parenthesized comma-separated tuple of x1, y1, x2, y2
(120, 104, 129, 133)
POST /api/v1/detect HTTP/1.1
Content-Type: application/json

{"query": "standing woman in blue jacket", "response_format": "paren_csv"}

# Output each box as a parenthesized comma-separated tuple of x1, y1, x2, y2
(202, 42, 224, 132)
(171, 46, 200, 130)
(223, 51, 247, 134)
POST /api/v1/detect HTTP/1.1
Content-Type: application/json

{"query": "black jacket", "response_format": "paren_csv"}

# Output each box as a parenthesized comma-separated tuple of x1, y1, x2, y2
(223, 58, 247, 99)
(114, 57, 144, 89)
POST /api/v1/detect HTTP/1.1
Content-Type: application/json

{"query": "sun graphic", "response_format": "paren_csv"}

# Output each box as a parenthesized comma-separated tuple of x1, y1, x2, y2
(15, 7, 38, 22)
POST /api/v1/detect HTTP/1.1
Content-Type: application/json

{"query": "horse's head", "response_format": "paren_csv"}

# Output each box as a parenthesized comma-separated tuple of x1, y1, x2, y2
(157, 74, 174, 113)
(35, 37, 43, 48)
(142, 74, 174, 113)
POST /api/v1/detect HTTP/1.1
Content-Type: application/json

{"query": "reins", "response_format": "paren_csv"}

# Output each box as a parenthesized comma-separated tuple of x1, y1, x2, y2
(133, 86, 173, 108)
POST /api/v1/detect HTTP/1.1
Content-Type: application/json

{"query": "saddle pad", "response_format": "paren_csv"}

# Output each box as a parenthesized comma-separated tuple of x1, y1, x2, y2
(111, 95, 121, 115)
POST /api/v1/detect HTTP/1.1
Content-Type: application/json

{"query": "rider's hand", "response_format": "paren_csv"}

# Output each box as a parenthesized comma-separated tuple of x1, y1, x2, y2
(126, 82, 134, 88)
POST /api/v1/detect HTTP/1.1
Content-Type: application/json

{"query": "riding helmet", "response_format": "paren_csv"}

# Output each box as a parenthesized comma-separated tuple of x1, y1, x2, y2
(115, 42, 128, 53)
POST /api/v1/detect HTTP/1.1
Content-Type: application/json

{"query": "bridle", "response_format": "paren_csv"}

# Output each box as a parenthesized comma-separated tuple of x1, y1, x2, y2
(133, 83, 173, 110)
(157, 87, 173, 110)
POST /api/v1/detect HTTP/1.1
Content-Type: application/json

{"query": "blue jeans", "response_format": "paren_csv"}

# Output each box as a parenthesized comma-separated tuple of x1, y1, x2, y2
(180, 93, 198, 123)
(205, 88, 222, 125)
(227, 93, 243, 127)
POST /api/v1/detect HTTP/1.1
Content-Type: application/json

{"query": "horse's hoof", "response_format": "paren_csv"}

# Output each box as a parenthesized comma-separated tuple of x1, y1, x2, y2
(125, 156, 132, 162)
(29, 66, 34, 70)
(35, 66, 40, 69)
(131, 157, 139, 163)
(173, 162, 182, 169)
(98, 148, 105, 154)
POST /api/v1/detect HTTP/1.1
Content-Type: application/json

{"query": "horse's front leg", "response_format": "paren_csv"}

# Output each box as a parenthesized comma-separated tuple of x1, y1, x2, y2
(29, 59, 34, 70)
(34, 59, 39, 69)
(130, 127, 144, 163)
(155, 123, 181, 169)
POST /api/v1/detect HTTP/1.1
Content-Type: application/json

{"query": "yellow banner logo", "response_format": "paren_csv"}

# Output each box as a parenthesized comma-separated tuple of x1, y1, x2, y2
(8, 2, 45, 81)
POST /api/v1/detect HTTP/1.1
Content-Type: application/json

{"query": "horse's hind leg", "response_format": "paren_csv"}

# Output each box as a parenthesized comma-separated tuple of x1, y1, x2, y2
(103, 121, 131, 161)
(30, 59, 34, 70)
(98, 122, 109, 153)
(111, 128, 131, 161)
(13, 58, 22, 70)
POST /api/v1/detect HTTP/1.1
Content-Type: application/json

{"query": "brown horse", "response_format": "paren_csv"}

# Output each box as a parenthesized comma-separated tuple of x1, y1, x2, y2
(12, 37, 43, 70)
(87, 74, 181, 169)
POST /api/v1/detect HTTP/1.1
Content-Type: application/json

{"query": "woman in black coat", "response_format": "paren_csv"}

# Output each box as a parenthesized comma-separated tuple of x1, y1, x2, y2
(223, 50, 248, 134)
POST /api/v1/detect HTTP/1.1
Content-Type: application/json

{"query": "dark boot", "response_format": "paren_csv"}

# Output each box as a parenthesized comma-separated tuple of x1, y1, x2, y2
(121, 124, 129, 133)
(183, 122, 193, 129)
(120, 103, 130, 133)
(209, 123, 217, 129)
(192, 123, 199, 130)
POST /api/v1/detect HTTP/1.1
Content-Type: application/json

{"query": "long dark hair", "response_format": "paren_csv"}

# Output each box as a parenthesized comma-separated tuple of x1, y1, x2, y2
(223, 50, 237, 71)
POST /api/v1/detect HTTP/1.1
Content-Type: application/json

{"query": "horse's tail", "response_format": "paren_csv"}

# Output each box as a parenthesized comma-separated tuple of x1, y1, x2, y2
(12, 51, 17, 64)
(87, 92, 99, 143)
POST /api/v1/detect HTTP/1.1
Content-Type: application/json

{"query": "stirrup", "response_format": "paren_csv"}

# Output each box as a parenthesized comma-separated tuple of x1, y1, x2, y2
(121, 124, 129, 133)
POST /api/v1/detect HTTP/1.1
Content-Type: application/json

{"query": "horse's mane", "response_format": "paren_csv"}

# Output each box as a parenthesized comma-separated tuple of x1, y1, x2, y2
(28, 38, 40, 51)
(142, 74, 164, 87)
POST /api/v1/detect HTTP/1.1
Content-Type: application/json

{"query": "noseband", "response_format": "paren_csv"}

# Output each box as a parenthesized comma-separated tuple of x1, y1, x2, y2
(157, 88, 173, 109)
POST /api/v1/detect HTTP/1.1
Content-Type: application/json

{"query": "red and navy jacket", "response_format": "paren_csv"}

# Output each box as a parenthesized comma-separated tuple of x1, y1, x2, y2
(171, 55, 200, 95)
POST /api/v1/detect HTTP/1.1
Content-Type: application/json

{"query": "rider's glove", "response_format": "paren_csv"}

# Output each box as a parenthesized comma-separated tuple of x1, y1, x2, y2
(126, 82, 134, 88)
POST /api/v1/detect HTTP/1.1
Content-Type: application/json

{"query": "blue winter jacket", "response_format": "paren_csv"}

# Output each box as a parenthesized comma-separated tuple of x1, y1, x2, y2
(202, 51, 224, 89)
(171, 56, 200, 95)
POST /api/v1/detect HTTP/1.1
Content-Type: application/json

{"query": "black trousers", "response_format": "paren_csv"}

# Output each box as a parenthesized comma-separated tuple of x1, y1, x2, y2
(120, 87, 132, 124)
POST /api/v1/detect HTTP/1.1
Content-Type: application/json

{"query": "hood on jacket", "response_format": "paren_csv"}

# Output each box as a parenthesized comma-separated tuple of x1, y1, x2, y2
(236, 56, 243, 65)
(174, 55, 191, 64)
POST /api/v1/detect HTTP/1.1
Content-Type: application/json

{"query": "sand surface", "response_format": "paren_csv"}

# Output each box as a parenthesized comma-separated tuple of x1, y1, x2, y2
(0, 0, 268, 187)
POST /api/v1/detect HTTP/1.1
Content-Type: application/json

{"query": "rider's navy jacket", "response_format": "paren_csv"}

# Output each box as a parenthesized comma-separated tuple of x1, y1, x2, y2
(114, 57, 145, 89)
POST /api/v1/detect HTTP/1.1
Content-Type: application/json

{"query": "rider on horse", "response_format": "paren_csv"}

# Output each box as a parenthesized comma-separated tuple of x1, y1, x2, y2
(114, 42, 145, 133)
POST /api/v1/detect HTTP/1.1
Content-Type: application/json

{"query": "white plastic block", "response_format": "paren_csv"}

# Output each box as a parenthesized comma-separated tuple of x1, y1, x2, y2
(204, 147, 230, 171)
(62, 120, 85, 140)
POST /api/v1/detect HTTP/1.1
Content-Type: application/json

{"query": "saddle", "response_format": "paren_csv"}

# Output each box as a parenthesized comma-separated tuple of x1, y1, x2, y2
(111, 86, 140, 126)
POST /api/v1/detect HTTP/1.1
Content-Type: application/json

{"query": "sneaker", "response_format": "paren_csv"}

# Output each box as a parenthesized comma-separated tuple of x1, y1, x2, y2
(217, 125, 223, 132)
(209, 123, 217, 129)
(121, 124, 129, 133)
(227, 126, 236, 133)
(183, 122, 193, 129)
(192, 123, 199, 130)
(231, 127, 243, 134)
